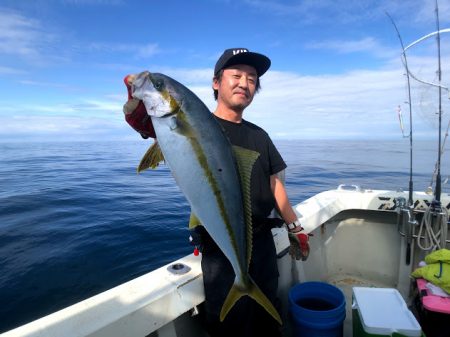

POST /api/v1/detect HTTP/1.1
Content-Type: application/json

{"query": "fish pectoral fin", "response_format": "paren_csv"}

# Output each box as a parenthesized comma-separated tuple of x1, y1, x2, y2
(171, 114, 197, 139)
(188, 212, 201, 229)
(137, 141, 165, 173)
(220, 277, 282, 325)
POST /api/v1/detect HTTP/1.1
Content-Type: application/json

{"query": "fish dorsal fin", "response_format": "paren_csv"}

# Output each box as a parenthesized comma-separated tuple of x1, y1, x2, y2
(232, 145, 260, 268)
(188, 212, 202, 229)
(137, 141, 165, 173)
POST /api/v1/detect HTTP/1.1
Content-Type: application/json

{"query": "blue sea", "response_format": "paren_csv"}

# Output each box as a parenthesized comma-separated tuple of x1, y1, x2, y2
(0, 139, 449, 333)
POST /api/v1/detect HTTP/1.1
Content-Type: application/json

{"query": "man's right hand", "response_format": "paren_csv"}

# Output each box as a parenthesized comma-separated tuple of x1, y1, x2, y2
(123, 74, 156, 139)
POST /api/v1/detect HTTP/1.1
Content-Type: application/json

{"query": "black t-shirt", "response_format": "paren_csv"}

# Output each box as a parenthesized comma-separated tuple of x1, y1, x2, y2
(214, 115, 287, 221)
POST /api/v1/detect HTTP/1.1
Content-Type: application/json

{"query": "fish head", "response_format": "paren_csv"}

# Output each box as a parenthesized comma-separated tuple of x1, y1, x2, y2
(131, 71, 181, 118)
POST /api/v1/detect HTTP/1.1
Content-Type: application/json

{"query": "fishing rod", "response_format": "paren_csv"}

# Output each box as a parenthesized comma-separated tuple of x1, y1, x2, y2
(434, 0, 443, 203)
(386, 12, 414, 207)
(386, 12, 416, 264)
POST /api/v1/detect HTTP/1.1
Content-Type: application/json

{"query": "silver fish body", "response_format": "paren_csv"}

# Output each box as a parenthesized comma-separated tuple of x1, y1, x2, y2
(131, 71, 281, 324)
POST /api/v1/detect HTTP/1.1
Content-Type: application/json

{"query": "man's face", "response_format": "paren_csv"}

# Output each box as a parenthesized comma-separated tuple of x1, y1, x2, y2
(213, 64, 258, 112)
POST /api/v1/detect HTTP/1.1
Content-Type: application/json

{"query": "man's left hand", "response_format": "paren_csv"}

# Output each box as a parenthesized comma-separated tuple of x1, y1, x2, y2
(287, 227, 310, 261)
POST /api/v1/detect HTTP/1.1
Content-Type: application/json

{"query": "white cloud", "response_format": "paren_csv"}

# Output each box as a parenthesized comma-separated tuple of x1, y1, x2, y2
(243, 61, 449, 139)
(73, 100, 123, 113)
(158, 58, 449, 140)
(0, 114, 133, 142)
(87, 42, 161, 59)
(0, 8, 58, 62)
(31, 99, 123, 116)
(0, 98, 123, 118)
(2, 62, 446, 141)
(414, 0, 450, 24)
(0, 7, 161, 70)
(159, 68, 213, 85)
(0, 65, 25, 75)
(135, 44, 160, 59)
(18, 79, 74, 89)
(62, 0, 124, 5)
(1, 48, 449, 141)
(243, 0, 450, 25)
(306, 37, 397, 59)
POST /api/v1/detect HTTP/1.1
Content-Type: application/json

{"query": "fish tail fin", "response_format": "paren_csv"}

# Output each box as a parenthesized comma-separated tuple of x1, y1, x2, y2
(219, 282, 245, 322)
(219, 277, 282, 325)
(247, 276, 282, 325)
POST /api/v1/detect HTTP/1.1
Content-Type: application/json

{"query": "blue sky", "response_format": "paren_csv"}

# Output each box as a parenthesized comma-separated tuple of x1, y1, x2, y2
(0, 0, 449, 142)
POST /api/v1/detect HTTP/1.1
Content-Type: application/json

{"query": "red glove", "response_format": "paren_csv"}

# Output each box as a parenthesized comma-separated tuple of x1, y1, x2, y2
(123, 74, 156, 139)
(287, 222, 311, 261)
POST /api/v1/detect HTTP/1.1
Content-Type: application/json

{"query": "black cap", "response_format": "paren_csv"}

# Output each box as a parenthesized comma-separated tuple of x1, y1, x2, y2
(214, 48, 271, 77)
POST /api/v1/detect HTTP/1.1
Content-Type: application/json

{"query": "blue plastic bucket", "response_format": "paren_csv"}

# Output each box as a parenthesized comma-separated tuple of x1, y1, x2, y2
(289, 281, 346, 337)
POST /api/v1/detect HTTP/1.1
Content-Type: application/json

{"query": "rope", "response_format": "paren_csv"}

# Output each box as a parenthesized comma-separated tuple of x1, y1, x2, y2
(417, 205, 449, 251)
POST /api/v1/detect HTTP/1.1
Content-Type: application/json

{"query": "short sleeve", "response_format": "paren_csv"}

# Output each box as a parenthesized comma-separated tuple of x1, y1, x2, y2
(267, 138, 287, 175)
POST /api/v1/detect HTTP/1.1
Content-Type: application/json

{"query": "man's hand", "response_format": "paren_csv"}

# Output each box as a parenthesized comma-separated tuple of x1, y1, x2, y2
(287, 225, 310, 261)
(123, 74, 156, 139)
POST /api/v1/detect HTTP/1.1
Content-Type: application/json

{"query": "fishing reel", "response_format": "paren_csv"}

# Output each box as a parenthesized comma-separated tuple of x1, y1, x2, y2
(395, 197, 418, 265)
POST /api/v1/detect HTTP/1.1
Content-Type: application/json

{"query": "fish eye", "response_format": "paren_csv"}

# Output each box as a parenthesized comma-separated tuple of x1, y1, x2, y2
(154, 79, 164, 91)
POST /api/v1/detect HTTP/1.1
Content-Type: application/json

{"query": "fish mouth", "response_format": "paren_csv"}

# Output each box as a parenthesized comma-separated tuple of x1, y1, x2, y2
(132, 71, 176, 118)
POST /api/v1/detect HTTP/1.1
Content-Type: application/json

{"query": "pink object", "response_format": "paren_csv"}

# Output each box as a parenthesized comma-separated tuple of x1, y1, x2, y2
(416, 278, 450, 314)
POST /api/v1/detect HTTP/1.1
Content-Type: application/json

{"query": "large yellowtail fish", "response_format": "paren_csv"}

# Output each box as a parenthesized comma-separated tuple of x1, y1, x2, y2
(130, 71, 281, 324)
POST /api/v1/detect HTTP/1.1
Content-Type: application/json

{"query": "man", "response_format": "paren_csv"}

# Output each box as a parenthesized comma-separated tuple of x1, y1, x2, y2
(202, 48, 305, 337)
(123, 48, 308, 337)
